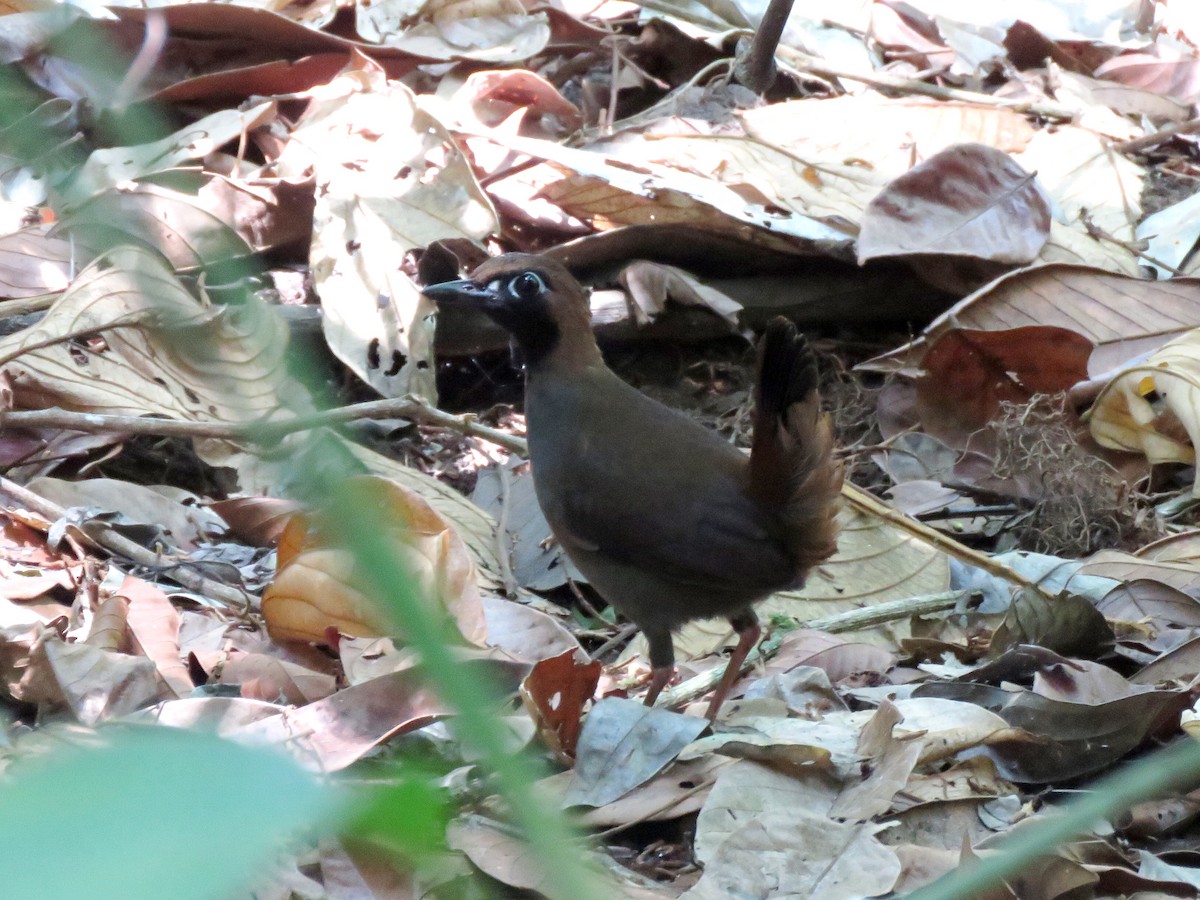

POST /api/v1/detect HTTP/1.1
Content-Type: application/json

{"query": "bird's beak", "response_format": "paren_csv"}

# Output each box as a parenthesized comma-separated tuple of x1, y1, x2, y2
(421, 279, 497, 307)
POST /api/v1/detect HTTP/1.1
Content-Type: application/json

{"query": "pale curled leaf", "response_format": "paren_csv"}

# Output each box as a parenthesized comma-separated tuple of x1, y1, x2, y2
(1013, 125, 1144, 242)
(483, 595, 583, 663)
(618, 261, 743, 327)
(73, 102, 276, 197)
(27, 477, 226, 551)
(539, 756, 728, 828)
(1086, 328, 1200, 491)
(0, 227, 76, 297)
(693, 760, 838, 866)
(22, 635, 160, 724)
(682, 809, 901, 900)
(119, 574, 194, 699)
(346, 438, 504, 590)
(447, 816, 552, 893)
(356, 0, 550, 63)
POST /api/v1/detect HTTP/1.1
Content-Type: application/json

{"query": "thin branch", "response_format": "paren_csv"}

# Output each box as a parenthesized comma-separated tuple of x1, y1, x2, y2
(0, 397, 530, 455)
(655, 588, 975, 710)
(1112, 116, 1200, 154)
(778, 48, 1077, 120)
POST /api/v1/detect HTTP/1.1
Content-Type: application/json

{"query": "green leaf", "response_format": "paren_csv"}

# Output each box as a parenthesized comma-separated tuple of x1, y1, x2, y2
(0, 725, 342, 900)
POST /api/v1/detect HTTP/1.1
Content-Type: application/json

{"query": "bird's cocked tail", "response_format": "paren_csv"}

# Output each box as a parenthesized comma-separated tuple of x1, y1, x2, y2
(750, 318, 843, 573)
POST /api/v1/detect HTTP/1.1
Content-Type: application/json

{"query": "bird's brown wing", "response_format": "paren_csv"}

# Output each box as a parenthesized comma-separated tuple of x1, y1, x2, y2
(531, 373, 795, 593)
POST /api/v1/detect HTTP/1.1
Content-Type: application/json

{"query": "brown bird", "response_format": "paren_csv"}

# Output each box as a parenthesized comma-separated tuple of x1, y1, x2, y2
(424, 254, 842, 718)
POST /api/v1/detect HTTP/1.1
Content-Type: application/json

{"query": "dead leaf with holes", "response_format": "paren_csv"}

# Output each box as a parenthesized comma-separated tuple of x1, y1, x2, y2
(276, 57, 497, 402)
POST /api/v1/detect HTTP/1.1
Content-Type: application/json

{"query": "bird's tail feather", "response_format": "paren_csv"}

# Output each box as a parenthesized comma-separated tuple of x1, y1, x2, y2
(750, 318, 843, 573)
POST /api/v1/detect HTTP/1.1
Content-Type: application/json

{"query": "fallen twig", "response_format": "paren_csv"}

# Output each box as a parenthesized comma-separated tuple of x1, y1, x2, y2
(0, 475, 253, 612)
(655, 588, 976, 711)
(778, 49, 1077, 120)
(0, 396, 529, 455)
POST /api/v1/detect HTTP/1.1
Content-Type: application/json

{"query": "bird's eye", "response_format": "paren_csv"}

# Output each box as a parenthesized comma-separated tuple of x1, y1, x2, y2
(509, 271, 546, 300)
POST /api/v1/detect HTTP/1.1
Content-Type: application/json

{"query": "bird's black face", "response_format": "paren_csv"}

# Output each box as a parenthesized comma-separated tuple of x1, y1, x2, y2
(423, 267, 560, 364)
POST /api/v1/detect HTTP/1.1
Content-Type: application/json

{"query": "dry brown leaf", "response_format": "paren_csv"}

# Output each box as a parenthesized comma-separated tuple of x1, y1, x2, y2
(0, 514, 80, 600)
(1052, 67, 1191, 132)
(915, 326, 1092, 447)
(453, 69, 582, 135)
(740, 94, 1036, 162)
(85, 595, 129, 653)
(890, 755, 1013, 813)
(207, 496, 299, 548)
(519, 648, 599, 760)
(346, 438, 503, 590)
(539, 756, 729, 827)
(446, 815, 554, 893)
(19, 631, 160, 724)
(566, 697, 708, 807)
(1013, 125, 1144, 242)
(618, 260, 743, 327)
(1095, 51, 1200, 104)
(683, 807, 901, 899)
(482, 595, 583, 663)
(1080, 549, 1200, 595)
(74, 102, 276, 197)
(0, 227, 76, 298)
(215, 651, 337, 704)
(262, 474, 485, 646)
(57, 182, 252, 272)
(27, 477, 227, 551)
(858, 143, 1050, 264)
(355, 0, 551, 63)
(861, 265, 1200, 375)
(118, 574, 193, 699)
(229, 667, 457, 771)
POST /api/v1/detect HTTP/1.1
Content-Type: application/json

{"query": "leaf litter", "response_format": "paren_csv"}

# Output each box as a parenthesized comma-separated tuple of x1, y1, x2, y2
(6, 0, 1200, 898)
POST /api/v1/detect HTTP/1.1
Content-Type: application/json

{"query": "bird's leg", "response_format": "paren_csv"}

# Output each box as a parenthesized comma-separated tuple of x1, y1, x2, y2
(642, 629, 676, 708)
(705, 611, 761, 720)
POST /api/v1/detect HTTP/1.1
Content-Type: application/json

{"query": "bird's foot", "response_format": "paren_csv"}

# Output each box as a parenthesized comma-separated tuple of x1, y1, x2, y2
(642, 665, 677, 708)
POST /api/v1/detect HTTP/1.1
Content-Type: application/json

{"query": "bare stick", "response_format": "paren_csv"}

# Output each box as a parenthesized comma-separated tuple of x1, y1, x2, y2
(1112, 116, 1200, 154)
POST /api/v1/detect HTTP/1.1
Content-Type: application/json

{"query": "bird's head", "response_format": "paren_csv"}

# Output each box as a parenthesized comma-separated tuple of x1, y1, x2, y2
(422, 253, 597, 367)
